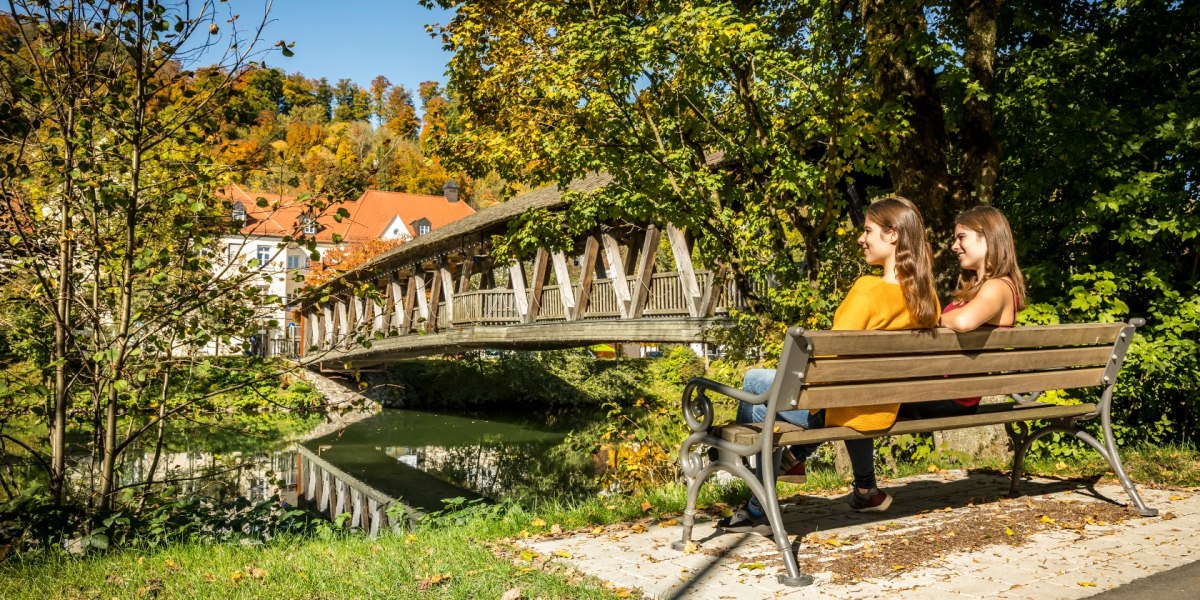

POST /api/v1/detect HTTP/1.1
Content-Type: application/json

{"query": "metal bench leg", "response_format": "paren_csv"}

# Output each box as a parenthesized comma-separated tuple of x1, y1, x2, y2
(1010, 423, 1157, 517)
(755, 478, 813, 587)
(1074, 429, 1158, 517)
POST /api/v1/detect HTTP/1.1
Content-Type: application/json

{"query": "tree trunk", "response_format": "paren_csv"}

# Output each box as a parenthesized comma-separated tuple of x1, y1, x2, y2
(957, 0, 1003, 206)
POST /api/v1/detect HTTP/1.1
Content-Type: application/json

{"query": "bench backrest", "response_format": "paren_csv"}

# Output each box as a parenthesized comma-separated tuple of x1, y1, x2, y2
(765, 320, 1141, 415)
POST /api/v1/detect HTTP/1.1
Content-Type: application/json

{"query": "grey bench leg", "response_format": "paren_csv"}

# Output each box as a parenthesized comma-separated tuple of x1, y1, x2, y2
(1010, 424, 1158, 517)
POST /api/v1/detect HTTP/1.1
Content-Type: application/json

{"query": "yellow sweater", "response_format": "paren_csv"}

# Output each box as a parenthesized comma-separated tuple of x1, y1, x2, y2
(824, 276, 937, 432)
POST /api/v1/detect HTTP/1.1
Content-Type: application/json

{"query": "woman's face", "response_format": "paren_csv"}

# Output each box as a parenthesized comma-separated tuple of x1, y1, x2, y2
(857, 218, 897, 266)
(951, 224, 989, 274)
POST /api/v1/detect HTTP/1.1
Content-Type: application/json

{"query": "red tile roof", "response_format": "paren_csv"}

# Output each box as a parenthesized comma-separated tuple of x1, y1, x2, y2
(221, 184, 475, 244)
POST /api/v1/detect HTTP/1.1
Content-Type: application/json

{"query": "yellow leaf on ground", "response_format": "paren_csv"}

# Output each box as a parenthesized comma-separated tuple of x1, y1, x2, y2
(605, 504, 617, 510)
(1055, 462, 1068, 470)
(927, 464, 939, 472)
(405, 534, 417, 544)
(248, 567, 268, 579)
(893, 565, 906, 571)
(738, 562, 766, 571)
(591, 526, 604, 535)
(641, 501, 653, 512)
(164, 558, 179, 569)
(550, 524, 563, 535)
(1079, 581, 1096, 587)
(659, 518, 678, 527)
(1169, 495, 1186, 501)
(631, 523, 648, 533)
(554, 550, 572, 559)
(1041, 515, 1056, 525)
(230, 570, 245, 583)
(683, 542, 698, 554)
(531, 518, 546, 528)
(1005, 527, 1015, 536)
(519, 550, 536, 562)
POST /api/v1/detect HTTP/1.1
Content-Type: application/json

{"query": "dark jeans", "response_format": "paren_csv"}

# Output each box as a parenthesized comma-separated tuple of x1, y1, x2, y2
(736, 368, 877, 490)
(899, 400, 980, 420)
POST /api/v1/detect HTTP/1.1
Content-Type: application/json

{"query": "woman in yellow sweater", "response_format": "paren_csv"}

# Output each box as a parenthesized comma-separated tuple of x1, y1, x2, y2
(721, 196, 939, 532)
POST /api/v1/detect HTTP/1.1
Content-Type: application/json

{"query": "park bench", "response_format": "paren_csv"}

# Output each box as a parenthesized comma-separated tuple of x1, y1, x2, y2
(673, 319, 1158, 586)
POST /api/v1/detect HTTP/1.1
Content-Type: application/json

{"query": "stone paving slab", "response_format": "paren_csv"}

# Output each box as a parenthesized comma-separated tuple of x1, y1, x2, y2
(523, 471, 1199, 599)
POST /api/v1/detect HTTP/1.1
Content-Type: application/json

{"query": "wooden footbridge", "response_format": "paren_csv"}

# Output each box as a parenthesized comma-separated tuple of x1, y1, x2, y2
(297, 173, 742, 370)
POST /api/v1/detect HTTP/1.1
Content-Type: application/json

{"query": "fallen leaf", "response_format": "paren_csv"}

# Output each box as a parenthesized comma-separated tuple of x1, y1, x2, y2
(248, 567, 268, 580)
(927, 464, 939, 473)
(659, 518, 678, 527)
(641, 501, 653, 512)
(683, 542, 698, 554)
(531, 518, 546, 528)
(1055, 461, 1068, 470)
(630, 523, 648, 533)
(519, 549, 537, 562)
(1169, 495, 1186, 501)
(738, 562, 766, 571)
(550, 524, 563, 535)
(1078, 581, 1096, 587)
(405, 534, 417, 544)
(893, 565, 906, 571)
(230, 570, 245, 583)
(164, 558, 179, 570)
(554, 550, 572, 559)
(591, 526, 604, 535)
(1005, 527, 1015, 536)
(1040, 515, 1056, 525)
(202, 573, 215, 583)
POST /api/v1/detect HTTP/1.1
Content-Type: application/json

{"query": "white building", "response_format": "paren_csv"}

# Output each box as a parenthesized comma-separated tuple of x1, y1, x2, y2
(217, 181, 475, 356)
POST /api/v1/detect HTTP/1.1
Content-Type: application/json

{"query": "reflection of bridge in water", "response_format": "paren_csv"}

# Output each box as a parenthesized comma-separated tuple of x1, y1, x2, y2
(297, 173, 743, 369)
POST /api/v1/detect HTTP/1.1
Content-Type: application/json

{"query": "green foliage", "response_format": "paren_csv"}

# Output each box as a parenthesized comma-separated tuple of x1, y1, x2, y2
(650, 347, 705, 386)
(386, 351, 646, 409)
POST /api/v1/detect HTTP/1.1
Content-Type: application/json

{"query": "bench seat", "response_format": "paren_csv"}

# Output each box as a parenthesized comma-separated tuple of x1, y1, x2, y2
(715, 401, 1097, 445)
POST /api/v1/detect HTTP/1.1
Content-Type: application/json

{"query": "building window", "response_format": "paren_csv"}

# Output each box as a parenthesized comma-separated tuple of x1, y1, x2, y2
(231, 201, 246, 222)
(412, 217, 431, 236)
(227, 244, 238, 262)
(256, 245, 272, 268)
(300, 214, 317, 235)
(286, 254, 302, 270)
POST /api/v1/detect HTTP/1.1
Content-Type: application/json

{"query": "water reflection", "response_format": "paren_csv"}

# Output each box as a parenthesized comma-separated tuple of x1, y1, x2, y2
(307, 409, 603, 505)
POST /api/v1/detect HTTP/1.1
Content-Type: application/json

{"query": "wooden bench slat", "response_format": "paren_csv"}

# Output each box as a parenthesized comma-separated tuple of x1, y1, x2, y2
(806, 346, 1113, 384)
(806, 323, 1124, 356)
(795, 367, 1105, 409)
(716, 402, 1098, 445)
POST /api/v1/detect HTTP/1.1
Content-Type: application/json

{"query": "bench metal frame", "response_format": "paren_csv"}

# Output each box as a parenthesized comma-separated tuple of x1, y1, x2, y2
(673, 319, 1157, 587)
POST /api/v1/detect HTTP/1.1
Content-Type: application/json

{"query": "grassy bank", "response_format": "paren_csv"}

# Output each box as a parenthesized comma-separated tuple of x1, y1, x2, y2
(3, 442, 1197, 599)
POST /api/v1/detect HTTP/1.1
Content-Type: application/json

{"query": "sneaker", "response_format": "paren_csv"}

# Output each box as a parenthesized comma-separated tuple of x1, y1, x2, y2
(716, 506, 771, 534)
(778, 449, 807, 484)
(847, 488, 892, 513)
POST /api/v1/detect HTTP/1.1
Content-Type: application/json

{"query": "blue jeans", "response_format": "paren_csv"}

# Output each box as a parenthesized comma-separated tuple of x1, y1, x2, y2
(737, 368, 877, 490)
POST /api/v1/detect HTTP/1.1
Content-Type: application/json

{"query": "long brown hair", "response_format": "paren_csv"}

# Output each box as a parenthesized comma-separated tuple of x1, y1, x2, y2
(952, 205, 1027, 308)
(865, 196, 939, 328)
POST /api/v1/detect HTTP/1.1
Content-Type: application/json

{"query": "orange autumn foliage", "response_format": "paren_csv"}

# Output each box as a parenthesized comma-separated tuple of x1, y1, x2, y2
(304, 238, 403, 288)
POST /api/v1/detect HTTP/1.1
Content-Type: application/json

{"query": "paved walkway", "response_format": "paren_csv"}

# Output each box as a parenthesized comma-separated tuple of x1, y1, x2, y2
(524, 471, 1199, 599)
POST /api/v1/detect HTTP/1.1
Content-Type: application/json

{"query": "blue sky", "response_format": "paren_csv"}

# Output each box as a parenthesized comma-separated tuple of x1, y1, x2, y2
(220, 0, 455, 95)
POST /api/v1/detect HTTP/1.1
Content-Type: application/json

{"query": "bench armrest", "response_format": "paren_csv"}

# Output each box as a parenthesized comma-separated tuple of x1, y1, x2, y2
(685, 376, 762, 405)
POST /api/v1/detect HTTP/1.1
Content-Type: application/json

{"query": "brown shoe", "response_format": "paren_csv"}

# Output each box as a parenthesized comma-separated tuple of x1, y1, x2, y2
(848, 488, 892, 512)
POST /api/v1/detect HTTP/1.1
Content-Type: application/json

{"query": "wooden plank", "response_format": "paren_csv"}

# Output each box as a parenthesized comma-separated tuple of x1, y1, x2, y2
(701, 266, 727, 317)
(807, 346, 1114, 385)
(439, 262, 455, 324)
(402, 276, 418, 335)
(508, 262, 529, 317)
(321, 305, 333, 348)
(629, 224, 661, 319)
(718, 402, 1099, 446)
(666, 223, 701, 317)
(334, 300, 347, 346)
(457, 256, 475, 294)
(414, 273, 430, 326)
(573, 236, 600, 321)
(601, 233, 632, 318)
(551, 251, 576, 320)
(524, 248, 550, 324)
(797, 367, 1106, 409)
(806, 323, 1125, 357)
(427, 268, 444, 333)
(382, 276, 396, 332)
(389, 274, 405, 332)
